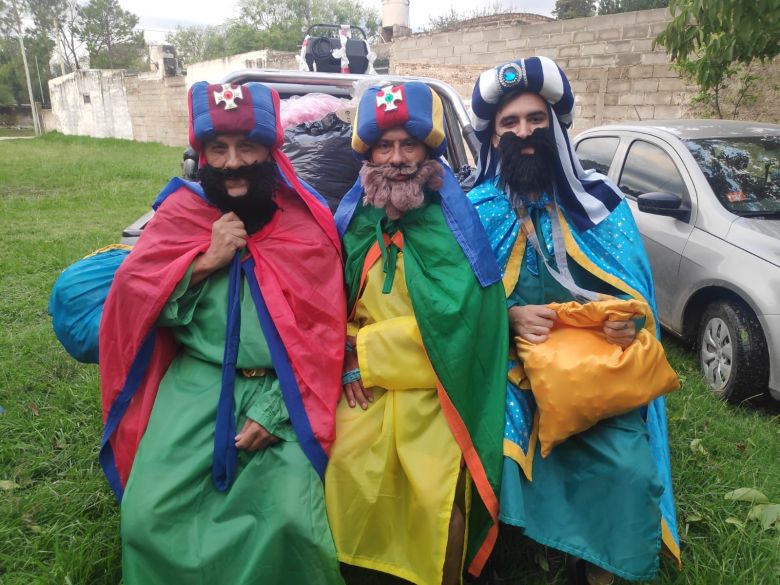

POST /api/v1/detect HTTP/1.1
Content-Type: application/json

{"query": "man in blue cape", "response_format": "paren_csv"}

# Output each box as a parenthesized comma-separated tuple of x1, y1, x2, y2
(468, 56, 681, 584)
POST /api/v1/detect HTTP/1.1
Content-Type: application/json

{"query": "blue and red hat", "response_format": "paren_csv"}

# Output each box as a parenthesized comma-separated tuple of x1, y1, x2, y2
(352, 81, 447, 158)
(188, 81, 284, 155)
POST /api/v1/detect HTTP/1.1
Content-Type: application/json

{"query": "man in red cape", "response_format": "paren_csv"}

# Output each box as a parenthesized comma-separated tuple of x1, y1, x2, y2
(98, 81, 346, 584)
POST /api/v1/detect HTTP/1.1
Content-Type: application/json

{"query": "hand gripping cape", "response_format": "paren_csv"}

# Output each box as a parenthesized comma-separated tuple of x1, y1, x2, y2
(334, 162, 508, 577)
(98, 152, 346, 501)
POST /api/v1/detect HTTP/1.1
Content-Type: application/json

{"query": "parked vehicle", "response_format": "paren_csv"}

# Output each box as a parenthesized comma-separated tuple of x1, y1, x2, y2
(574, 120, 780, 403)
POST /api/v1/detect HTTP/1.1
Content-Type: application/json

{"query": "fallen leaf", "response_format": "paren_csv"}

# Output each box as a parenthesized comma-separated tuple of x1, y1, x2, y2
(0, 480, 19, 490)
(760, 504, 780, 531)
(725, 517, 745, 528)
(690, 438, 708, 456)
(725, 488, 770, 504)
(736, 442, 746, 452)
(29, 402, 39, 416)
(748, 505, 766, 521)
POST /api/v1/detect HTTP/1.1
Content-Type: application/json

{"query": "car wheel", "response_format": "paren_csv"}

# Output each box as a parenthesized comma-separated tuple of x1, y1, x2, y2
(697, 300, 768, 403)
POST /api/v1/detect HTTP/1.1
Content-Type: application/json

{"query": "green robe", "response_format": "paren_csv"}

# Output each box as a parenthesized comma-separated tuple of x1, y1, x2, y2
(120, 266, 344, 585)
(501, 207, 663, 581)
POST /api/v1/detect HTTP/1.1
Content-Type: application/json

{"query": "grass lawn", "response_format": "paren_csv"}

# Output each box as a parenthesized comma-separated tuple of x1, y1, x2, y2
(0, 127, 36, 138)
(1, 133, 778, 585)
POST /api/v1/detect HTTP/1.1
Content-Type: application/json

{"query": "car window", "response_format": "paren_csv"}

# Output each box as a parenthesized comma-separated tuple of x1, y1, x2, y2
(575, 136, 619, 175)
(619, 140, 688, 199)
(685, 137, 780, 216)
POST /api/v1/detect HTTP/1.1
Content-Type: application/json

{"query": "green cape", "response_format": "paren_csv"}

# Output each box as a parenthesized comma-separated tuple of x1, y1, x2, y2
(343, 200, 508, 574)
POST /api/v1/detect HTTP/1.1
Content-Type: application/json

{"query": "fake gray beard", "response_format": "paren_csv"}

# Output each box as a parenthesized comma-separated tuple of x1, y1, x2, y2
(359, 159, 444, 220)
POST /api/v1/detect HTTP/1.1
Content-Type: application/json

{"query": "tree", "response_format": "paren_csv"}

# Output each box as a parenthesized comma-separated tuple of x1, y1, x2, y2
(75, 0, 145, 69)
(0, 37, 23, 104)
(28, 0, 83, 73)
(0, 0, 41, 131)
(553, 0, 596, 19)
(165, 24, 228, 66)
(236, 0, 380, 52)
(598, 0, 668, 15)
(656, 0, 780, 118)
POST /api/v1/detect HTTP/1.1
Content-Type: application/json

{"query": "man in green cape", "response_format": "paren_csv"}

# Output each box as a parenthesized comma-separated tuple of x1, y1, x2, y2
(325, 81, 508, 585)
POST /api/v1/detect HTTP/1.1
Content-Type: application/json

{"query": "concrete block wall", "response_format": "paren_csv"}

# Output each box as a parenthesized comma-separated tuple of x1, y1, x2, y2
(48, 70, 134, 140)
(391, 8, 780, 133)
(185, 50, 298, 88)
(125, 74, 188, 147)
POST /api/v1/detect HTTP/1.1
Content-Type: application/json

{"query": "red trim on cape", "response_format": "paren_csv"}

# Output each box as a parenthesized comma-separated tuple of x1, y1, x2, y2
(99, 176, 345, 488)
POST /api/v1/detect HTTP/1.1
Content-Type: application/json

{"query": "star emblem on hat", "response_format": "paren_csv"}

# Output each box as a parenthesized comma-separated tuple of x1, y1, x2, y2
(376, 86, 403, 112)
(214, 84, 243, 110)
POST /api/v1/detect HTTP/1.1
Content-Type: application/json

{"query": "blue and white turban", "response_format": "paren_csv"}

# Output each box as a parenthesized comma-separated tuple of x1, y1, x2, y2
(471, 56, 624, 231)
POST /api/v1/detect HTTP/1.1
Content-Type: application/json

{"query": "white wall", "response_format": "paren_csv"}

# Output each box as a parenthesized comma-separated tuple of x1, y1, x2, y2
(185, 50, 298, 88)
(48, 70, 133, 140)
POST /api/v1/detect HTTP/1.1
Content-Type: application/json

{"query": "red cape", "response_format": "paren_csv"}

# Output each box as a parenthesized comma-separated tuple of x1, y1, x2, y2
(99, 153, 346, 491)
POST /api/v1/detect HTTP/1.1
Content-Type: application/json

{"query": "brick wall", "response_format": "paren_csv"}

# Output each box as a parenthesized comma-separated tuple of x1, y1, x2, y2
(391, 8, 780, 133)
(125, 74, 188, 147)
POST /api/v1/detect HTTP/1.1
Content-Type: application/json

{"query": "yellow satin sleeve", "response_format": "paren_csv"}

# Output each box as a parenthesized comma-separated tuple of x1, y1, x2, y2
(349, 252, 437, 390)
(357, 316, 437, 390)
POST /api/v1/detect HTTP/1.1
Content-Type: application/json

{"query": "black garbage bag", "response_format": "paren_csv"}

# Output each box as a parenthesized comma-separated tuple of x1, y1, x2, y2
(282, 113, 362, 213)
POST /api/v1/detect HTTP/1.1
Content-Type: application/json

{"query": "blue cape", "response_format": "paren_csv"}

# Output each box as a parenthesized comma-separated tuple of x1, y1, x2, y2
(469, 177, 680, 561)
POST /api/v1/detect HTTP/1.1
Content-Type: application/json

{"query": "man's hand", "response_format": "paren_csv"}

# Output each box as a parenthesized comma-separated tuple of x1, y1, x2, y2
(190, 212, 247, 286)
(343, 336, 373, 410)
(235, 419, 279, 452)
(509, 304, 557, 344)
(603, 319, 637, 349)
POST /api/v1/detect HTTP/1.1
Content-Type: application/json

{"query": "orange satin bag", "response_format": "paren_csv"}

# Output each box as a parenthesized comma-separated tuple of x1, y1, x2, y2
(515, 298, 680, 457)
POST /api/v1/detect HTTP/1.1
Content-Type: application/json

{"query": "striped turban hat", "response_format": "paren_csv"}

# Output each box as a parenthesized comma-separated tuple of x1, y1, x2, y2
(188, 81, 284, 159)
(470, 56, 624, 231)
(352, 81, 447, 158)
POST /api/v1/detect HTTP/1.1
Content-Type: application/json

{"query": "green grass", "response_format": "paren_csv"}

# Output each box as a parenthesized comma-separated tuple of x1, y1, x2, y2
(1, 134, 778, 585)
(0, 127, 36, 138)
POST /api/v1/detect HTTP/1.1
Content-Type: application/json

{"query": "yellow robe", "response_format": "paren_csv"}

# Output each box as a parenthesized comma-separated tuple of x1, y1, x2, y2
(325, 253, 462, 585)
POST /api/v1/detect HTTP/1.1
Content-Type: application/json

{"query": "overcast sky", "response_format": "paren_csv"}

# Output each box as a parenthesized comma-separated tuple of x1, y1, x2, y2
(123, 0, 556, 43)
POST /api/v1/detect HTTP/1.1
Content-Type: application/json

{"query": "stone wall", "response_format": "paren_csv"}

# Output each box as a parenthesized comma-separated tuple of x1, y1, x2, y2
(390, 8, 780, 132)
(48, 70, 134, 140)
(41, 108, 54, 132)
(47, 49, 299, 147)
(125, 74, 188, 147)
(185, 50, 298, 88)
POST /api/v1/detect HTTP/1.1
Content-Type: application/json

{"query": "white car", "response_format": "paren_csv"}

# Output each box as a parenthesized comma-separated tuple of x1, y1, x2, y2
(574, 120, 780, 403)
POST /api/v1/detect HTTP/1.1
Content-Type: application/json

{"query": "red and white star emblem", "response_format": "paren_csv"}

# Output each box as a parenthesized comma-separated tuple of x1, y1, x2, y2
(376, 86, 403, 112)
(213, 84, 243, 110)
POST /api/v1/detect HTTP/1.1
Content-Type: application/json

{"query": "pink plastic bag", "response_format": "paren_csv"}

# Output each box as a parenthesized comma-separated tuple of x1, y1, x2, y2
(280, 93, 352, 129)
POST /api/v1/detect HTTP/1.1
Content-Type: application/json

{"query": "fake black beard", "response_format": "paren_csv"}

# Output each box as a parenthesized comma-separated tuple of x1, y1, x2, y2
(198, 160, 279, 234)
(496, 128, 557, 206)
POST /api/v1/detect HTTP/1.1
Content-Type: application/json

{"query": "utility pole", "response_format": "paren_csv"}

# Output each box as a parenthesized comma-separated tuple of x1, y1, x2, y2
(4, 0, 41, 135)
(34, 55, 45, 107)
(18, 33, 41, 135)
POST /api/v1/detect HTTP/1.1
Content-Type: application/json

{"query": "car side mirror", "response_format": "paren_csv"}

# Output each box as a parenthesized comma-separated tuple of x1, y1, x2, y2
(637, 191, 691, 222)
(182, 147, 198, 180)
